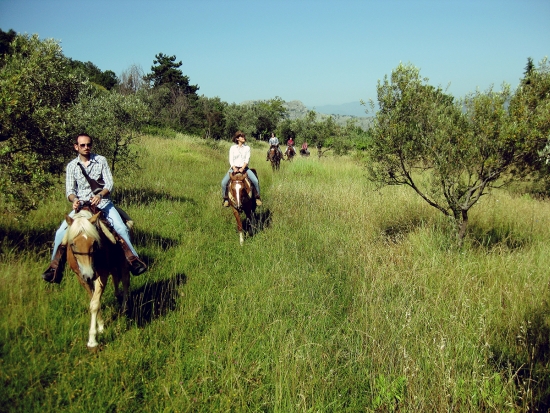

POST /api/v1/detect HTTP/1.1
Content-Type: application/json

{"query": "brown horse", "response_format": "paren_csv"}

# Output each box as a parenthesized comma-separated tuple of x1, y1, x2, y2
(268, 146, 281, 171)
(285, 145, 296, 161)
(228, 170, 258, 245)
(64, 208, 130, 349)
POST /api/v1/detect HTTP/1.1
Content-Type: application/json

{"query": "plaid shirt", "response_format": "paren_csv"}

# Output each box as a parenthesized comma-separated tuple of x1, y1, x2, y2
(65, 154, 113, 209)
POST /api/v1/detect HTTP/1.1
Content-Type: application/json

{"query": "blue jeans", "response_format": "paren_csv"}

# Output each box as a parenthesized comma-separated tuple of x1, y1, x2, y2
(221, 168, 260, 198)
(51, 202, 138, 259)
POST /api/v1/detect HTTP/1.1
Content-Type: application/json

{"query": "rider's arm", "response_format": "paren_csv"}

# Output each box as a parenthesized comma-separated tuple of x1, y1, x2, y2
(65, 161, 80, 209)
(90, 156, 112, 206)
(69, 194, 80, 210)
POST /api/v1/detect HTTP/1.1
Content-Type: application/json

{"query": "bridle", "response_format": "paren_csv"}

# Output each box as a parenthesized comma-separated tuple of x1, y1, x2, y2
(70, 244, 96, 257)
(229, 172, 250, 209)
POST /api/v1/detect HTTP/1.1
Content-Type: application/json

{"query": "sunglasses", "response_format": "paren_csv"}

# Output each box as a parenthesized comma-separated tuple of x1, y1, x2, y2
(78, 143, 92, 148)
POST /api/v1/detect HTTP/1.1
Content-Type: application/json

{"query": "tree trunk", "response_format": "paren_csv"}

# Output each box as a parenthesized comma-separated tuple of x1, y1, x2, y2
(457, 209, 468, 247)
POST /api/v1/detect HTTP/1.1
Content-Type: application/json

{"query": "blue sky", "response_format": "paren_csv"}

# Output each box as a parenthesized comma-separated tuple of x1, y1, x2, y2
(1, 0, 548, 111)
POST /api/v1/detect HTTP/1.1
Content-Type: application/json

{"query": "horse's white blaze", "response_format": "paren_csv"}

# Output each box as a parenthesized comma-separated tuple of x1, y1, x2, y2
(235, 182, 242, 207)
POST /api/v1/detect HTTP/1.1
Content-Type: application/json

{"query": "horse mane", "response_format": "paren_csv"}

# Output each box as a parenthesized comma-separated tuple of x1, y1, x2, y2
(64, 210, 101, 245)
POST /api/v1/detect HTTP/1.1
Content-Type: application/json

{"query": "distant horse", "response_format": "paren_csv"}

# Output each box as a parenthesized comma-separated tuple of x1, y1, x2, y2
(285, 146, 296, 161)
(64, 207, 130, 349)
(300, 148, 310, 157)
(228, 170, 258, 245)
(268, 146, 281, 171)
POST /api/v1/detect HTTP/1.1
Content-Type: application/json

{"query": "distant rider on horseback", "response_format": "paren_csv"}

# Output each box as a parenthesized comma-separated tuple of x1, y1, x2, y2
(285, 137, 295, 157)
(266, 132, 283, 161)
(41, 133, 147, 284)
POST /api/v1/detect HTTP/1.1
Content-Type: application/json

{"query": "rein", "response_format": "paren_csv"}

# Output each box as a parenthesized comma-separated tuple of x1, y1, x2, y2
(70, 247, 95, 257)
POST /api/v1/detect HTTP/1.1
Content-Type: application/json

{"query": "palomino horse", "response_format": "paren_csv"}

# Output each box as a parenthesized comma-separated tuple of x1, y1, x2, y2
(268, 146, 281, 171)
(285, 145, 296, 161)
(64, 207, 130, 349)
(228, 170, 258, 245)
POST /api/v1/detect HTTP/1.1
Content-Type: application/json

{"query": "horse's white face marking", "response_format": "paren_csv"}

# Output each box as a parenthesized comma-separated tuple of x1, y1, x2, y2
(78, 261, 94, 281)
(235, 182, 242, 206)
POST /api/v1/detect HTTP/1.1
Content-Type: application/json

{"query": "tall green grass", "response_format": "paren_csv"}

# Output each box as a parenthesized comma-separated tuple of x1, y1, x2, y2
(1, 133, 550, 411)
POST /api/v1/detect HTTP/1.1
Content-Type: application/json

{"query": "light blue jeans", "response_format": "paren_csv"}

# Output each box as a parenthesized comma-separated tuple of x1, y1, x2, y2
(51, 202, 138, 259)
(221, 168, 260, 198)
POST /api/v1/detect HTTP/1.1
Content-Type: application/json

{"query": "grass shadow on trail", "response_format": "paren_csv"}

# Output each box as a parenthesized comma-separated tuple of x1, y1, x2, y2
(0, 227, 53, 255)
(468, 222, 530, 251)
(112, 188, 197, 206)
(0, 225, 179, 259)
(379, 216, 426, 245)
(243, 208, 273, 238)
(1, 188, 191, 256)
(490, 296, 550, 411)
(126, 273, 187, 328)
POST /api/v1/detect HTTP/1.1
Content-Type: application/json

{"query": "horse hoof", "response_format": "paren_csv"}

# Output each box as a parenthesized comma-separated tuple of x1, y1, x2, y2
(87, 343, 100, 352)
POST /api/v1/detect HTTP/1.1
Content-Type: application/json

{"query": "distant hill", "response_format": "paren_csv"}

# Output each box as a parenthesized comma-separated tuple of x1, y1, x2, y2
(240, 99, 373, 130)
(308, 101, 369, 118)
(283, 100, 373, 130)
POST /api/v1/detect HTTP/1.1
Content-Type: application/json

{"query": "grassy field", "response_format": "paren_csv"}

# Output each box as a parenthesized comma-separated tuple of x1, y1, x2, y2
(1, 133, 550, 412)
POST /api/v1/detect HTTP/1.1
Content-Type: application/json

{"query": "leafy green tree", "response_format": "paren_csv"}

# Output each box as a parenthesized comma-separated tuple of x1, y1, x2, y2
(142, 53, 201, 133)
(0, 28, 16, 57)
(289, 111, 339, 157)
(367, 63, 526, 244)
(250, 97, 287, 140)
(511, 57, 550, 191)
(0, 34, 88, 212)
(67, 58, 118, 90)
(290, 110, 317, 147)
(68, 91, 149, 173)
(222, 98, 287, 141)
(523, 57, 535, 85)
(144, 53, 198, 95)
(277, 118, 295, 143)
(199, 96, 227, 139)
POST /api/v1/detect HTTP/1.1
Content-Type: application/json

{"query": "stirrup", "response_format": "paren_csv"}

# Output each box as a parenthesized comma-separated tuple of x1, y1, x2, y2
(129, 258, 147, 276)
(42, 266, 63, 284)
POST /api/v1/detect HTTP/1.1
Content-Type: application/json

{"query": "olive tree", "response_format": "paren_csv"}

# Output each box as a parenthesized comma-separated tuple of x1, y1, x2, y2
(367, 63, 526, 244)
(0, 34, 88, 212)
(68, 91, 149, 173)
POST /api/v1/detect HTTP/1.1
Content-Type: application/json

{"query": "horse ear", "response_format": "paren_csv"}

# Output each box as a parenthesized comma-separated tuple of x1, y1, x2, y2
(65, 215, 74, 226)
(89, 212, 101, 224)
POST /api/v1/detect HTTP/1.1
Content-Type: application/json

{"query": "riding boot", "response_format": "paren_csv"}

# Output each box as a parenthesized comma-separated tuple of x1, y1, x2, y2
(42, 244, 67, 284)
(116, 236, 147, 275)
(252, 188, 263, 206)
(223, 187, 229, 207)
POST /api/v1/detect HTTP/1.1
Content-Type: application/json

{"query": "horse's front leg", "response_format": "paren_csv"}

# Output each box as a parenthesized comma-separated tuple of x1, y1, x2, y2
(232, 207, 244, 246)
(87, 275, 106, 348)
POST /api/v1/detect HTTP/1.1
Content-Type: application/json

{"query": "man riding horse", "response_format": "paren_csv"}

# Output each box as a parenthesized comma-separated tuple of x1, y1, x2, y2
(266, 132, 283, 161)
(41, 133, 147, 284)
